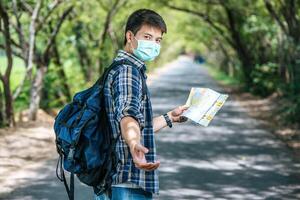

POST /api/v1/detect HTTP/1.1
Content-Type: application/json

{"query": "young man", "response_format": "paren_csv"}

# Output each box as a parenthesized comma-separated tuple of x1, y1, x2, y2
(94, 9, 188, 200)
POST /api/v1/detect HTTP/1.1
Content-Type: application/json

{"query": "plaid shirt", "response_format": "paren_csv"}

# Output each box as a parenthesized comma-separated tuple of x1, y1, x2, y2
(103, 50, 158, 194)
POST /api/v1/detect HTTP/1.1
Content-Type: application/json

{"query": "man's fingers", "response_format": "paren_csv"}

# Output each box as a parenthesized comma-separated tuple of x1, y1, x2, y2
(135, 144, 149, 154)
(136, 162, 158, 168)
(140, 163, 159, 171)
(135, 161, 160, 171)
(180, 116, 188, 122)
(146, 162, 160, 171)
(181, 105, 189, 110)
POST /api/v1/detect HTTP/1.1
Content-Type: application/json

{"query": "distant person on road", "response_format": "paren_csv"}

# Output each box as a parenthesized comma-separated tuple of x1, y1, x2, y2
(194, 54, 205, 64)
(94, 9, 188, 200)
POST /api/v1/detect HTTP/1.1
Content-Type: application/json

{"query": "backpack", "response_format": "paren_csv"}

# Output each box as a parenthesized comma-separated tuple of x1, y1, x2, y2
(53, 59, 147, 200)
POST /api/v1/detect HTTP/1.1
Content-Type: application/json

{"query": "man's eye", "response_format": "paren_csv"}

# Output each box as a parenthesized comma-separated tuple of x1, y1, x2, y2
(156, 39, 161, 44)
(144, 35, 151, 40)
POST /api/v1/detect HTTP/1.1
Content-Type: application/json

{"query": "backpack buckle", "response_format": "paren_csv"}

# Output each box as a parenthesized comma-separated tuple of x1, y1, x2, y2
(67, 147, 75, 161)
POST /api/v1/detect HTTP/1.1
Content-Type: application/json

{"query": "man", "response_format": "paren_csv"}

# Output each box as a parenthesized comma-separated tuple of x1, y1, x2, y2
(95, 9, 188, 200)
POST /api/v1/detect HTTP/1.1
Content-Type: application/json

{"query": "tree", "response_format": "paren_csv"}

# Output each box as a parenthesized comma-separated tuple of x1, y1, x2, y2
(3, 0, 73, 120)
(0, 2, 15, 127)
(264, 0, 300, 95)
(164, 0, 257, 86)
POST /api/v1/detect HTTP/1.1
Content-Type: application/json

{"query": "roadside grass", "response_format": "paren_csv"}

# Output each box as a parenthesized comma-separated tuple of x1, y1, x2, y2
(204, 64, 241, 87)
(0, 56, 84, 112)
(0, 56, 26, 90)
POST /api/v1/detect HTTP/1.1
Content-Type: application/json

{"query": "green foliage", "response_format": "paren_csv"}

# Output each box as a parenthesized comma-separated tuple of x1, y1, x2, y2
(0, 56, 31, 112)
(0, 56, 26, 90)
(1, 0, 299, 126)
(251, 63, 280, 97)
(279, 94, 300, 125)
(206, 64, 241, 87)
(13, 80, 31, 113)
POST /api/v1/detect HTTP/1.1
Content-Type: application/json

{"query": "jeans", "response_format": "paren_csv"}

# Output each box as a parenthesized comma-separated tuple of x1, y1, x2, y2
(94, 187, 153, 200)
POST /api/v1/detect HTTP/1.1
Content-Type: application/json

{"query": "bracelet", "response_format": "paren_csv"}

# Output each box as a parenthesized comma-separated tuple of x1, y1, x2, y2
(163, 113, 172, 128)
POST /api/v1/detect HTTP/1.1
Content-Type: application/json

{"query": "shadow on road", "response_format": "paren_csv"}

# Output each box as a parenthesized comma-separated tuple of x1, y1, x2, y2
(2, 56, 300, 200)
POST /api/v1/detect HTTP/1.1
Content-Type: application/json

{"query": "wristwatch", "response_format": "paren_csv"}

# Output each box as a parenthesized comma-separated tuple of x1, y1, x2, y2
(163, 113, 173, 128)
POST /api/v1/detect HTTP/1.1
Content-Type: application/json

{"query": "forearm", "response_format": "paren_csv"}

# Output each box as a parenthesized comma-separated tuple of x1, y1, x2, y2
(120, 116, 141, 148)
(153, 112, 172, 133)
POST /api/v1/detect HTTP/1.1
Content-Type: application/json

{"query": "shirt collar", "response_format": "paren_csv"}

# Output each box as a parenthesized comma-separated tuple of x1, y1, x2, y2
(115, 50, 147, 73)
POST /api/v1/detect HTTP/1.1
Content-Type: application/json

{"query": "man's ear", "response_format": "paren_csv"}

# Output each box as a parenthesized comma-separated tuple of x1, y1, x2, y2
(126, 31, 133, 44)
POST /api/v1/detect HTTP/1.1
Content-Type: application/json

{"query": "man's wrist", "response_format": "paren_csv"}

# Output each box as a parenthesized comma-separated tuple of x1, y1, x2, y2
(163, 113, 173, 128)
(167, 112, 173, 122)
(127, 139, 138, 150)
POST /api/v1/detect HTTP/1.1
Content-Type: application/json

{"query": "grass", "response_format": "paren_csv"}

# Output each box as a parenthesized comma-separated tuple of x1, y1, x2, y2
(0, 56, 30, 112)
(204, 64, 241, 87)
(0, 56, 27, 91)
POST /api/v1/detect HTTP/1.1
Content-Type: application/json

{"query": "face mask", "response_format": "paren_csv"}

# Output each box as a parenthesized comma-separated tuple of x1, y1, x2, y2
(132, 37, 161, 62)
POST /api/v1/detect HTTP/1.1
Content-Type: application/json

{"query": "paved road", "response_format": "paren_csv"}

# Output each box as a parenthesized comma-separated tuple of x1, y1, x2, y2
(2, 56, 300, 200)
(152, 57, 300, 200)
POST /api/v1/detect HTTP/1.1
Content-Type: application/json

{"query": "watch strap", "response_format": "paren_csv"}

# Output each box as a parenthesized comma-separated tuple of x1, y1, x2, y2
(163, 113, 172, 128)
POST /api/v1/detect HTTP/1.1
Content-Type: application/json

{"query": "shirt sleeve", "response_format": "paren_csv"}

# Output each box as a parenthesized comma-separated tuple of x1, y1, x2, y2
(112, 64, 145, 130)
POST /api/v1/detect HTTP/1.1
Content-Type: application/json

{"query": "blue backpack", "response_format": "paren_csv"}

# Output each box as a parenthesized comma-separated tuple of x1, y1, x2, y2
(53, 59, 146, 200)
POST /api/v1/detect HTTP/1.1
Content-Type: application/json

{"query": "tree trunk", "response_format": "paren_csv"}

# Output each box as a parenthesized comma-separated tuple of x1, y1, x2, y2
(53, 39, 72, 102)
(97, 0, 121, 75)
(223, 5, 254, 87)
(290, 46, 300, 95)
(74, 22, 93, 82)
(76, 43, 92, 81)
(0, 2, 16, 127)
(28, 65, 48, 121)
(277, 32, 287, 83)
(0, 77, 15, 127)
(2, 77, 15, 127)
(0, 87, 4, 127)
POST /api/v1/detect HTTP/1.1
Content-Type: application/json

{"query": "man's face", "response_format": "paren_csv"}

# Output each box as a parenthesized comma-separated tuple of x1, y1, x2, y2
(127, 24, 163, 49)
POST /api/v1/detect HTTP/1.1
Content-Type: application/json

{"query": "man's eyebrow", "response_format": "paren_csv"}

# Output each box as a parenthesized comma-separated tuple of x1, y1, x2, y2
(144, 33, 153, 36)
(143, 33, 163, 40)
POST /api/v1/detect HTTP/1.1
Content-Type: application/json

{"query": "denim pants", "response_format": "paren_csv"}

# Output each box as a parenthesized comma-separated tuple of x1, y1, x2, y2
(94, 187, 153, 200)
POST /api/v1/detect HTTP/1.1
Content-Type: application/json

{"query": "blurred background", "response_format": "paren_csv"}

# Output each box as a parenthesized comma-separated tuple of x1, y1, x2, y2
(0, 0, 299, 127)
(0, 0, 300, 199)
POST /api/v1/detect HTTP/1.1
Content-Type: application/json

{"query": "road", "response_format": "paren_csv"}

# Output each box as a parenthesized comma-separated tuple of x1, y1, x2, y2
(2, 56, 300, 200)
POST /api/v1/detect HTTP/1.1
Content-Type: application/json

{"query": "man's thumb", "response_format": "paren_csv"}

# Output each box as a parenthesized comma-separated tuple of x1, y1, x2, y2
(136, 144, 149, 154)
(182, 105, 190, 110)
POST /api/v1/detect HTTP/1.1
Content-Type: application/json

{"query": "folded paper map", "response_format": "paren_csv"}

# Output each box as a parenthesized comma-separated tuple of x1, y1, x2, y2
(182, 87, 228, 127)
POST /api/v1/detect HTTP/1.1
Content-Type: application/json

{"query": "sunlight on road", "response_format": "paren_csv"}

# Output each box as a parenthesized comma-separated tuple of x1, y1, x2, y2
(152, 57, 300, 200)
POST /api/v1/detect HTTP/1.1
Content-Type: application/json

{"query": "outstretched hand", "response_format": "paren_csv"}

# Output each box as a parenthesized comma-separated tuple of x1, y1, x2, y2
(129, 141, 160, 171)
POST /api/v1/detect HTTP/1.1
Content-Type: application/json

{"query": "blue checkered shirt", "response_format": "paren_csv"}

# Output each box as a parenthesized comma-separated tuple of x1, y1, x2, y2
(103, 50, 158, 194)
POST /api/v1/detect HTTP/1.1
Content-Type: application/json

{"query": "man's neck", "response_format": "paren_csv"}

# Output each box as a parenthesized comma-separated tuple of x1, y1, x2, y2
(124, 44, 133, 54)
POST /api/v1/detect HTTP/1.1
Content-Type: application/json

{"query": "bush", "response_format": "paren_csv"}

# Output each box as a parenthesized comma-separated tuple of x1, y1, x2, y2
(250, 63, 281, 97)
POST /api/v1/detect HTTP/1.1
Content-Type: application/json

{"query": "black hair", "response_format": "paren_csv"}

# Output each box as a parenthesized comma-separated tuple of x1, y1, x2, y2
(124, 9, 167, 45)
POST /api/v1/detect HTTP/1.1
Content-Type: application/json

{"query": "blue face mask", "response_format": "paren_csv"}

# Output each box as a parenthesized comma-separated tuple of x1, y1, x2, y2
(132, 37, 161, 62)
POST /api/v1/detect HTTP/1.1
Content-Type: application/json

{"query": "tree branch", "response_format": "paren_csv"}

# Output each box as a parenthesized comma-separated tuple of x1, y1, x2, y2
(0, 44, 25, 60)
(264, 0, 288, 35)
(35, 0, 62, 33)
(0, 2, 13, 80)
(98, 0, 121, 47)
(13, 0, 42, 100)
(12, 0, 27, 53)
(19, 1, 33, 14)
(43, 6, 74, 59)
(166, 4, 235, 48)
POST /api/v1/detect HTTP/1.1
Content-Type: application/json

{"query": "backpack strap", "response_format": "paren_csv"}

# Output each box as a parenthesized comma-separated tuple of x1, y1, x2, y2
(56, 154, 74, 200)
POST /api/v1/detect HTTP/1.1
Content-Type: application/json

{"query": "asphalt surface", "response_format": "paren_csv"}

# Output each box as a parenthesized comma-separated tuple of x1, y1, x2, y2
(2, 56, 300, 200)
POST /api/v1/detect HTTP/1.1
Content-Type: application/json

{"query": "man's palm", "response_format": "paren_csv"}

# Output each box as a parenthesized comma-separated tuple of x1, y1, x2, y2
(130, 143, 160, 171)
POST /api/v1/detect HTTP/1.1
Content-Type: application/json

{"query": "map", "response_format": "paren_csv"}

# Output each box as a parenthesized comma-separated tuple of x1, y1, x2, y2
(181, 88, 228, 127)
